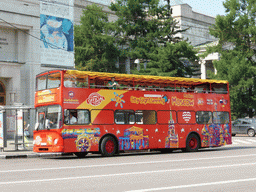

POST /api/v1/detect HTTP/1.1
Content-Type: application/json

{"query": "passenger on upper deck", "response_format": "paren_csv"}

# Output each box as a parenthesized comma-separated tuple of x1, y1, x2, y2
(127, 84, 133, 90)
(107, 77, 120, 89)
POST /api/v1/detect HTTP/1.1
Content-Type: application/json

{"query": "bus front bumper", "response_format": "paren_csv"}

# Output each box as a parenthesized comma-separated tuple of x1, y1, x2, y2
(33, 145, 64, 153)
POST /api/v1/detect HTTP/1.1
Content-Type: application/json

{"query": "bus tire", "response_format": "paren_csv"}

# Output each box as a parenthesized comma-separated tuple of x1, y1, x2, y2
(74, 152, 88, 158)
(100, 136, 117, 157)
(185, 133, 200, 152)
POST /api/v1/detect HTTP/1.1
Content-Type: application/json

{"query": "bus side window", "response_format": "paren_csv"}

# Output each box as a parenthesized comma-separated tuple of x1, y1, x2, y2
(211, 84, 228, 94)
(196, 111, 212, 124)
(115, 110, 135, 125)
(77, 110, 90, 124)
(64, 109, 90, 125)
(136, 110, 156, 125)
(213, 112, 229, 124)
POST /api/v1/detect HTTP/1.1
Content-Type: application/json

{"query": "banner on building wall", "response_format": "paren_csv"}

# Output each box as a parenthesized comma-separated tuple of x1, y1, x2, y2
(40, 0, 74, 67)
(0, 112, 4, 148)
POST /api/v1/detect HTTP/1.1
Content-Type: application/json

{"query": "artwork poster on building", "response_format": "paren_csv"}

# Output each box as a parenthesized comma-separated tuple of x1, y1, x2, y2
(40, 0, 74, 67)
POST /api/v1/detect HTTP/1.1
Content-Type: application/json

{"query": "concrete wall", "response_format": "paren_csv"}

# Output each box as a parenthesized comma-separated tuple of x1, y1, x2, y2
(172, 4, 217, 46)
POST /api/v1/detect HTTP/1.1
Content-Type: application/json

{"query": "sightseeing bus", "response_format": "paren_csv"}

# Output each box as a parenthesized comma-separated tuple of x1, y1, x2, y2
(33, 70, 232, 157)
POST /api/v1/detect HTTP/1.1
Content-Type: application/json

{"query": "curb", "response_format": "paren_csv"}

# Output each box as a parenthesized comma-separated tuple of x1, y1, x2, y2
(0, 152, 64, 159)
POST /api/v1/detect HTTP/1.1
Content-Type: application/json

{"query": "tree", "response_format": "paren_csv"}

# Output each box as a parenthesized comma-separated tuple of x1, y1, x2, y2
(135, 41, 199, 77)
(205, 0, 256, 118)
(74, 4, 120, 72)
(110, 0, 199, 77)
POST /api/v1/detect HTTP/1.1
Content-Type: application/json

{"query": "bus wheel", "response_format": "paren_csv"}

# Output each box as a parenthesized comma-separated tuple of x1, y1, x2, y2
(100, 136, 117, 157)
(185, 134, 200, 152)
(74, 152, 88, 158)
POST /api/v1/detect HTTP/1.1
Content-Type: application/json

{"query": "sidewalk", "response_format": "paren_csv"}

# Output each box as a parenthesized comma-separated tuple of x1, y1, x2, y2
(0, 137, 64, 159)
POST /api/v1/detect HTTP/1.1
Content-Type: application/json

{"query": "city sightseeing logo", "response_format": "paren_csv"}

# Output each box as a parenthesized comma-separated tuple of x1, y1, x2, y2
(87, 92, 105, 106)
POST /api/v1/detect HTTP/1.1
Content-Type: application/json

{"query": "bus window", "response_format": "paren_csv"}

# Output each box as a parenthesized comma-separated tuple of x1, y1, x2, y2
(213, 112, 229, 124)
(115, 110, 135, 124)
(136, 110, 156, 125)
(64, 73, 88, 88)
(64, 109, 90, 125)
(37, 75, 47, 91)
(196, 111, 212, 124)
(211, 84, 228, 94)
(47, 73, 61, 89)
(194, 85, 210, 93)
(91, 109, 114, 125)
(177, 111, 196, 124)
(35, 105, 62, 130)
(158, 111, 177, 124)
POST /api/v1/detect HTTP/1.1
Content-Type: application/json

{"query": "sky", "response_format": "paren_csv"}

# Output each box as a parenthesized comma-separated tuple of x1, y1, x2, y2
(92, 0, 227, 18)
(180, 0, 226, 17)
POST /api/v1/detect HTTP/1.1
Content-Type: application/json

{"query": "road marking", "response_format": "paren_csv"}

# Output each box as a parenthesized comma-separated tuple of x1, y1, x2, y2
(231, 141, 239, 145)
(1, 153, 256, 174)
(232, 139, 251, 144)
(0, 162, 256, 185)
(126, 177, 256, 192)
(246, 139, 256, 143)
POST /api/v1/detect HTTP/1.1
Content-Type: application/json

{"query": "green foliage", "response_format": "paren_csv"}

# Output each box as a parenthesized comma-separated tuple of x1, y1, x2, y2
(133, 41, 199, 77)
(206, 0, 256, 118)
(74, 4, 120, 72)
(110, 0, 198, 77)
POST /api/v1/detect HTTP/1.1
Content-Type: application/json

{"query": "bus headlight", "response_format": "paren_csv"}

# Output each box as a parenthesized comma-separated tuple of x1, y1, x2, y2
(54, 139, 58, 145)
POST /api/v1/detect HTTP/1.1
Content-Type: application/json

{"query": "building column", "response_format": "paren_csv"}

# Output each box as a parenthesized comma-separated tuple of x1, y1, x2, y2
(200, 60, 206, 79)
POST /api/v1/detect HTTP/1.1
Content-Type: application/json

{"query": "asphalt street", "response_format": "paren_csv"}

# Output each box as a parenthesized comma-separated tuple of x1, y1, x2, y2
(1, 136, 256, 192)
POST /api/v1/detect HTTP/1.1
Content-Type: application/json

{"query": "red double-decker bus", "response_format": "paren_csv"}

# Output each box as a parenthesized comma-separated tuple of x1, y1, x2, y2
(33, 70, 232, 157)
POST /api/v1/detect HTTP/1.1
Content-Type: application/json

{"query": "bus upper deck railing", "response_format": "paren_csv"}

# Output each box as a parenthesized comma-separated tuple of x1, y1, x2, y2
(81, 84, 228, 94)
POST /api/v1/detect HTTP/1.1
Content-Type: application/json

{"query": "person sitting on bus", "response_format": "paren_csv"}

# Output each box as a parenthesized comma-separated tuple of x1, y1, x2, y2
(107, 77, 120, 89)
(127, 84, 133, 90)
(138, 85, 146, 91)
(69, 112, 77, 124)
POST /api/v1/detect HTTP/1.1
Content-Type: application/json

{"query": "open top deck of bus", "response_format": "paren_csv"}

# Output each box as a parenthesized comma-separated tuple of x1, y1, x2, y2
(65, 70, 228, 86)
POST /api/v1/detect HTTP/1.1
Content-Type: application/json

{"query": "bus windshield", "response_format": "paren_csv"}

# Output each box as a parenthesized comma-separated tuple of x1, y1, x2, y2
(36, 105, 62, 130)
(36, 72, 61, 91)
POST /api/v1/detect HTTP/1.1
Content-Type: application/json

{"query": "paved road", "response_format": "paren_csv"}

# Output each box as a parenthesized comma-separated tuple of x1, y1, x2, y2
(1, 136, 256, 192)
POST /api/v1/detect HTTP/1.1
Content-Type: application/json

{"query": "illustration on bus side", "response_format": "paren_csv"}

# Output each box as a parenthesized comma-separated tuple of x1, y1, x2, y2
(165, 111, 179, 148)
(111, 92, 125, 108)
(61, 128, 100, 152)
(119, 126, 149, 150)
(201, 123, 231, 147)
